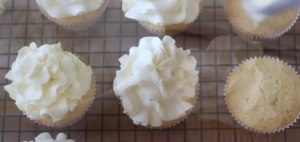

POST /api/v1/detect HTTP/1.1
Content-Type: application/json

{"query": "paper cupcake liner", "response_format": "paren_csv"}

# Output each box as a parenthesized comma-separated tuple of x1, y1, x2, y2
(138, 1, 204, 36)
(39, 0, 109, 31)
(224, 1, 300, 43)
(24, 56, 97, 128)
(118, 84, 200, 129)
(224, 56, 300, 133)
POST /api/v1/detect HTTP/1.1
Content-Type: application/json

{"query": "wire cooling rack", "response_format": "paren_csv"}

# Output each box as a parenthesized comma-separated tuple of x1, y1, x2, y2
(0, 0, 300, 142)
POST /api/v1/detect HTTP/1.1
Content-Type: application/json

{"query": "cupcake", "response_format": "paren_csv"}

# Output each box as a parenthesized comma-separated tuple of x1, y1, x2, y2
(122, 0, 204, 36)
(0, 0, 7, 16)
(113, 36, 199, 128)
(225, 57, 300, 133)
(26, 132, 75, 142)
(4, 42, 95, 127)
(36, 0, 109, 31)
(224, 0, 300, 42)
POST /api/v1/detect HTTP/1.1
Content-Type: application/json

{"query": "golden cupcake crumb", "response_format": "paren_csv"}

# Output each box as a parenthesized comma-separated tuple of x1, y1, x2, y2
(226, 57, 300, 132)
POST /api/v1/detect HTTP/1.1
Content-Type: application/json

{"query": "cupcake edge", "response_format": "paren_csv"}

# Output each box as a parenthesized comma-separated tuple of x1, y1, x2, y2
(118, 84, 199, 129)
(224, 56, 300, 133)
(38, 0, 109, 31)
(23, 56, 97, 128)
(138, 0, 204, 36)
(224, 1, 300, 42)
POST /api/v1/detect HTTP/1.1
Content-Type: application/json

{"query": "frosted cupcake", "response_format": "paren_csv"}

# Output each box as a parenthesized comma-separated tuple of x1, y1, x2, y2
(225, 0, 299, 42)
(225, 57, 300, 133)
(122, 0, 203, 36)
(25, 133, 75, 142)
(36, 0, 109, 31)
(4, 42, 95, 127)
(114, 36, 199, 128)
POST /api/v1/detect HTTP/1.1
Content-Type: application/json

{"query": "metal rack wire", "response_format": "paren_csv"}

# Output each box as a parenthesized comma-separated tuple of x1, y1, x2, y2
(0, 0, 300, 141)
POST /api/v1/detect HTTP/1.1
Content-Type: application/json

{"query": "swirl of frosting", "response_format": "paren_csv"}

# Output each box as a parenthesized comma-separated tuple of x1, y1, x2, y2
(25, 132, 75, 142)
(122, 0, 202, 26)
(4, 42, 92, 122)
(113, 36, 199, 127)
(36, 0, 104, 18)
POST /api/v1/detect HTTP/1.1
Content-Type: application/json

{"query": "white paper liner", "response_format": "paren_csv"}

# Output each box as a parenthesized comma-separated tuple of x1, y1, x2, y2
(224, 56, 300, 133)
(118, 84, 200, 129)
(24, 56, 97, 128)
(224, 0, 300, 43)
(38, 0, 109, 31)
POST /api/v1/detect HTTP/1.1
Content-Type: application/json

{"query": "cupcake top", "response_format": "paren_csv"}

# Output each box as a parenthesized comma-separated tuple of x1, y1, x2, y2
(26, 132, 75, 142)
(114, 36, 199, 127)
(4, 42, 93, 122)
(0, 0, 7, 14)
(122, 0, 202, 26)
(36, 0, 104, 18)
(226, 57, 300, 132)
(225, 0, 299, 36)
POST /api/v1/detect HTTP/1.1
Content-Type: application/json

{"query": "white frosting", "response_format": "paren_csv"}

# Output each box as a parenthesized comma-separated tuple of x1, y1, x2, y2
(0, 0, 7, 14)
(36, 0, 104, 18)
(122, 0, 202, 26)
(114, 36, 199, 127)
(24, 132, 75, 142)
(4, 42, 92, 122)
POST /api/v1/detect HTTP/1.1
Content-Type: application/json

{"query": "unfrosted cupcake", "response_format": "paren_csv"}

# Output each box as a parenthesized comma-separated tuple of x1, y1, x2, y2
(225, 0, 299, 42)
(114, 36, 199, 128)
(25, 132, 75, 142)
(122, 0, 203, 36)
(4, 42, 95, 127)
(36, 0, 109, 31)
(225, 57, 300, 133)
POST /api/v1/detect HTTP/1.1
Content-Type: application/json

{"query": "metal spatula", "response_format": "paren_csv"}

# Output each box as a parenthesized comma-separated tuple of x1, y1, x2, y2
(245, 0, 300, 14)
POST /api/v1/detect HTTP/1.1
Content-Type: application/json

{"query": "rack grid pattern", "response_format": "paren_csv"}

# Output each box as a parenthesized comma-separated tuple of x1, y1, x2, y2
(0, 0, 300, 141)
